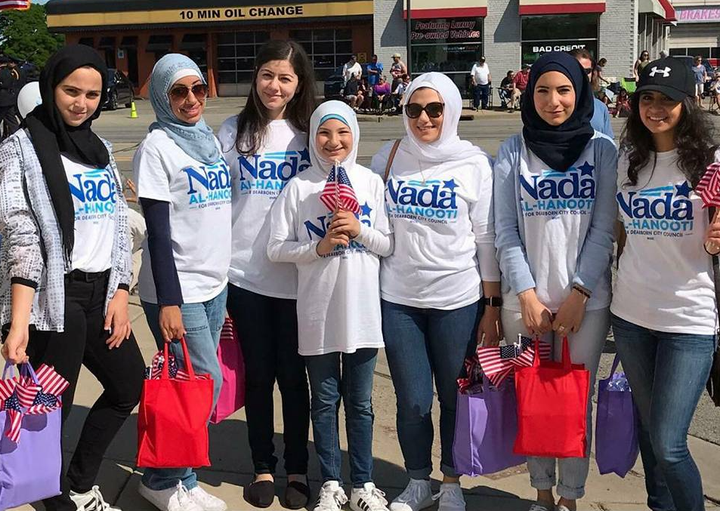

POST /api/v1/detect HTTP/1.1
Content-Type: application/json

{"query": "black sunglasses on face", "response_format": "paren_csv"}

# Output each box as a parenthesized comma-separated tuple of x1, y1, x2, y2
(169, 83, 209, 100)
(404, 102, 444, 118)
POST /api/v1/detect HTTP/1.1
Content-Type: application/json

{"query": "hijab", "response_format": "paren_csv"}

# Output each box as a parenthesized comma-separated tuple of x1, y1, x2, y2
(148, 53, 219, 165)
(400, 72, 485, 164)
(309, 100, 359, 174)
(521, 52, 595, 172)
(25, 44, 110, 261)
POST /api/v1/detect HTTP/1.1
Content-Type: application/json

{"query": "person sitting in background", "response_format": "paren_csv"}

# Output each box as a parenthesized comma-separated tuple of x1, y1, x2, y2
(359, 77, 373, 112)
(612, 88, 631, 118)
(343, 74, 363, 110)
(708, 72, 720, 114)
(373, 75, 392, 113)
(499, 70, 516, 110)
(390, 74, 411, 113)
(511, 64, 530, 109)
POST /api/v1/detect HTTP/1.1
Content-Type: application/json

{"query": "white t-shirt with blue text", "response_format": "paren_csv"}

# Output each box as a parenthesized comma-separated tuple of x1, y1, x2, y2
(612, 151, 717, 335)
(133, 129, 231, 304)
(218, 117, 310, 299)
(63, 154, 118, 273)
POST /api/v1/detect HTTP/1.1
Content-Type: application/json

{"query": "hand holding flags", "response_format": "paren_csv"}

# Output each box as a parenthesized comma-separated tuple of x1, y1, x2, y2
(319, 162, 360, 214)
(694, 162, 720, 253)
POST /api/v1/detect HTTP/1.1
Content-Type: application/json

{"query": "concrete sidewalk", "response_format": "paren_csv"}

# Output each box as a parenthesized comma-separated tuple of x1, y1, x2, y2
(12, 298, 720, 511)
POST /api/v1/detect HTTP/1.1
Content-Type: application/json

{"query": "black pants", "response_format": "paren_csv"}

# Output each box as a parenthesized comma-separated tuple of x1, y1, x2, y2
(226, 284, 309, 475)
(26, 271, 145, 511)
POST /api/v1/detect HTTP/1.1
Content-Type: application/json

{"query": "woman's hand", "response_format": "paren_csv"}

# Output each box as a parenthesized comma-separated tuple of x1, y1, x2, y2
(552, 289, 588, 336)
(331, 210, 361, 239)
(105, 289, 132, 349)
(1, 325, 29, 364)
(316, 226, 350, 256)
(478, 306, 503, 347)
(518, 289, 553, 336)
(705, 214, 720, 254)
(159, 305, 185, 343)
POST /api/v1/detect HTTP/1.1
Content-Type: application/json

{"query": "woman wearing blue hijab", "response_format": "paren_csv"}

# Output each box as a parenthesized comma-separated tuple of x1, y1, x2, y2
(493, 52, 618, 511)
(133, 54, 231, 511)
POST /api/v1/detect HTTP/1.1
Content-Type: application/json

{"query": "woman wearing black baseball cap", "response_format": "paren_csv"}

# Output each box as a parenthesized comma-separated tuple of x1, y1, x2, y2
(613, 56, 719, 511)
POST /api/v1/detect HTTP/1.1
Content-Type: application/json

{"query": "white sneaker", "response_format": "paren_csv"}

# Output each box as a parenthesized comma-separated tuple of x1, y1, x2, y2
(69, 486, 121, 511)
(432, 483, 465, 511)
(139, 481, 203, 511)
(350, 482, 389, 511)
(389, 479, 433, 511)
(313, 481, 348, 511)
(189, 486, 228, 511)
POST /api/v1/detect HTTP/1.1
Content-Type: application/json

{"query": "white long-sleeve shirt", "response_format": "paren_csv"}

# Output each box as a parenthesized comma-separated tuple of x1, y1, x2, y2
(268, 163, 392, 356)
(371, 141, 500, 310)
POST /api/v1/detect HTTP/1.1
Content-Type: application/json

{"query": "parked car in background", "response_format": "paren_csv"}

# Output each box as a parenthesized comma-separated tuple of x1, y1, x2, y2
(105, 68, 134, 110)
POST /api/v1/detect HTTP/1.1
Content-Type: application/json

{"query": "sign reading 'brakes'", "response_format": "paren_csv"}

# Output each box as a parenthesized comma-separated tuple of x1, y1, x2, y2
(179, 5, 303, 20)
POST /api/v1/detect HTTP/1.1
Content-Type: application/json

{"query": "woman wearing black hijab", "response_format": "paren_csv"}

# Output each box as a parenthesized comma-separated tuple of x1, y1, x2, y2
(0, 45, 144, 511)
(493, 52, 618, 511)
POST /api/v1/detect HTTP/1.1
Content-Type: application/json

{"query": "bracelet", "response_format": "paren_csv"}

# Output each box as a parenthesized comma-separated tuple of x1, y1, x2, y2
(572, 284, 591, 301)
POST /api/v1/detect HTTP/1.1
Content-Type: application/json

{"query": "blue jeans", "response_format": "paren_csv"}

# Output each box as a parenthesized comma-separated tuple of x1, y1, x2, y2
(140, 287, 228, 491)
(473, 84, 490, 109)
(305, 348, 378, 487)
(381, 300, 482, 479)
(612, 315, 716, 511)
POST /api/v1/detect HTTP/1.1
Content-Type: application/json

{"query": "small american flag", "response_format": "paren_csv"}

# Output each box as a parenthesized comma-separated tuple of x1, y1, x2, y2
(477, 336, 552, 387)
(0, 0, 30, 11)
(695, 162, 720, 208)
(319, 163, 360, 214)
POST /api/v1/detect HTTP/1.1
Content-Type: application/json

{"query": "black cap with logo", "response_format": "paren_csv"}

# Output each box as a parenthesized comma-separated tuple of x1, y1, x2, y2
(636, 57, 695, 101)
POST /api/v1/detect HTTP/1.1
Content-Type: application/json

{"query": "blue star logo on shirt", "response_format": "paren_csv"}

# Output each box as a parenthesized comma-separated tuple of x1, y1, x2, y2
(360, 202, 372, 217)
(443, 179, 458, 191)
(298, 148, 310, 162)
(675, 181, 692, 198)
(578, 161, 594, 177)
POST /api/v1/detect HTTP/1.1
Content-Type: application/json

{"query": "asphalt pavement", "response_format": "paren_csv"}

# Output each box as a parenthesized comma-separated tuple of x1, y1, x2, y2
(12, 98, 720, 511)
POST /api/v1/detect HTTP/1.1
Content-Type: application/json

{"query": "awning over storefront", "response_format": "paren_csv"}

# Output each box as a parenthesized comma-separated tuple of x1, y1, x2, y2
(402, 0, 486, 20)
(518, 0, 605, 15)
(46, 0, 373, 30)
(639, 0, 677, 22)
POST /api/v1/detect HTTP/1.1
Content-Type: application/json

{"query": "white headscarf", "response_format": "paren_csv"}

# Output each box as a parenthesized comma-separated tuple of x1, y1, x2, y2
(309, 100, 360, 174)
(401, 72, 485, 163)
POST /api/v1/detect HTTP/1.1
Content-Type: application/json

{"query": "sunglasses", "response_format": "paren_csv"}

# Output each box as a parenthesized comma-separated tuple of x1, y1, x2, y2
(404, 102, 444, 119)
(169, 83, 209, 101)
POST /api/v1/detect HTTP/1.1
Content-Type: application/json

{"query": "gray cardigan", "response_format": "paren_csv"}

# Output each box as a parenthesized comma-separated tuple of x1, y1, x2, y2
(0, 129, 131, 332)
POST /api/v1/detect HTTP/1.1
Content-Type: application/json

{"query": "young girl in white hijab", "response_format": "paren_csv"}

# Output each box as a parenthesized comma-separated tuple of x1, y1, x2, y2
(268, 101, 392, 511)
(371, 72, 501, 511)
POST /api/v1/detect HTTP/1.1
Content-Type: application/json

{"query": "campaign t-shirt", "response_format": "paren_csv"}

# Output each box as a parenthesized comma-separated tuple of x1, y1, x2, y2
(612, 151, 717, 335)
(267, 164, 391, 356)
(133, 129, 231, 304)
(63, 154, 118, 273)
(503, 141, 612, 313)
(218, 117, 310, 299)
(370, 143, 500, 310)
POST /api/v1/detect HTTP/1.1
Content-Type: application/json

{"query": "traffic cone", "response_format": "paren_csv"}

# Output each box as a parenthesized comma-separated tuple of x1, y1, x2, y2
(130, 101, 138, 119)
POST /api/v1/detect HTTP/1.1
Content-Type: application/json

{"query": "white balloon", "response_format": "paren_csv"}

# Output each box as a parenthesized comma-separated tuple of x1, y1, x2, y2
(17, 81, 41, 119)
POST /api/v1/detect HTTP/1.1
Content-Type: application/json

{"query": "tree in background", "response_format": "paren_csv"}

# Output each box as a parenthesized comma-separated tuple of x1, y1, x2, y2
(0, 4, 63, 69)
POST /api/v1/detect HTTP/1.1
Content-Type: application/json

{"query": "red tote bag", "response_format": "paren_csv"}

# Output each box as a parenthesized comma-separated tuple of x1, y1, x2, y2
(513, 337, 590, 458)
(137, 338, 214, 468)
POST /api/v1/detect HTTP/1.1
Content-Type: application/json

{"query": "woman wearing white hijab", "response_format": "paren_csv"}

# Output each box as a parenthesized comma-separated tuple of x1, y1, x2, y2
(371, 73, 501, 511)
(268, 101, 392, 511)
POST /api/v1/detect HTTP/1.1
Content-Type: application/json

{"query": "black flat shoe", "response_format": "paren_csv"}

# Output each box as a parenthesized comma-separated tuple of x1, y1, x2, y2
(284, 480, 311, 510)
(245, 479, 275, 508)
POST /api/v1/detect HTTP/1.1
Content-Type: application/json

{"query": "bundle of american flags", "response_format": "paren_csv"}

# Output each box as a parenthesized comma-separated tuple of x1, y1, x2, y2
(477, 335, 552, 387)
(0, 364, 69, 444)
(0, 0, 30, 11)
(319, 162, 360, 214)
(695, 162, 720, 208)
(146, 350, 210, 381)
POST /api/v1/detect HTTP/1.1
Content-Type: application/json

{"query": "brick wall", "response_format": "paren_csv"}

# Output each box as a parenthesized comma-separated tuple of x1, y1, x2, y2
(373, 0, 408, 75)
(484, 0, 522, 87)
(600, 0, 636, 80)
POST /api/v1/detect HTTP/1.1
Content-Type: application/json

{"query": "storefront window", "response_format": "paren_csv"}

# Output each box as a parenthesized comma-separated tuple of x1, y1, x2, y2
(217, 31, 270, 84)
(521, 14, 598, 66)
(409, 17, 483, 96)
(289, 28, 353, 80)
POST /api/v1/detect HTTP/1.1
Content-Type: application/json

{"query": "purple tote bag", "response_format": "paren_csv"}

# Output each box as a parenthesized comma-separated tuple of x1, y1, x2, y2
(0, 363, 62, 510)
(453, 376, 526, 476)
(595, 354, 639, 478)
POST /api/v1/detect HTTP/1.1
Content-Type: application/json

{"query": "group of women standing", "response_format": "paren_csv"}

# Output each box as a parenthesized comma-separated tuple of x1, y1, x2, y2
(0, 40, 715, 511)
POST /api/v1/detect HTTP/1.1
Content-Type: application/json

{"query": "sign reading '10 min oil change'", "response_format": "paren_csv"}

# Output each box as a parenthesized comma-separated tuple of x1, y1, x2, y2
(179, 5, 304, 20)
